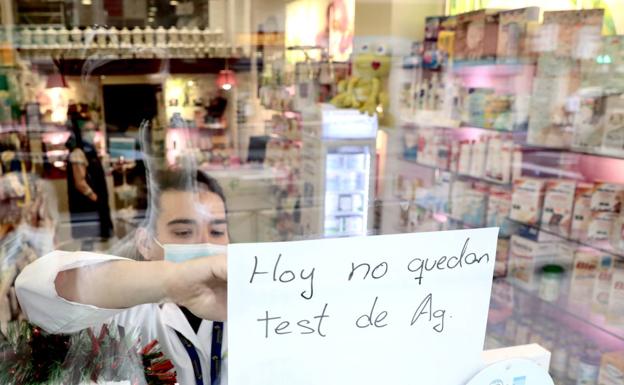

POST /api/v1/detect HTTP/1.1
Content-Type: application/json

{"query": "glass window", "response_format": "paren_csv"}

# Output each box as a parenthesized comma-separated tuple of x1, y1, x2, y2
(0, 0, 623, 383)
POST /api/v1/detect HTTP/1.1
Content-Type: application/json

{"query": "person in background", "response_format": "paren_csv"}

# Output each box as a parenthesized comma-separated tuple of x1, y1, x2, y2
(66, 113, 113, 246)
(16, 167, 229, 385)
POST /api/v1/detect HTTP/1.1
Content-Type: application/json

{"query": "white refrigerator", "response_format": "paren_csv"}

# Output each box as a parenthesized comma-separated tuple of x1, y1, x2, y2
(301, 105, 377, 238)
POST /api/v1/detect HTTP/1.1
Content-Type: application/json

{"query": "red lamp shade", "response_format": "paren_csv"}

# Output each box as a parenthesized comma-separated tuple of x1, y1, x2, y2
(46, 73, 68, 89)
(216, 69, 236, 90)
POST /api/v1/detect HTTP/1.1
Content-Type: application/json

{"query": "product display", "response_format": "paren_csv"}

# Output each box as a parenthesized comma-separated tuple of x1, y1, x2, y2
(2, 1, 624, 383)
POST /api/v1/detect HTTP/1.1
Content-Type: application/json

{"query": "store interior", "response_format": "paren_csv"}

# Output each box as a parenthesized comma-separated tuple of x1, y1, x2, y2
(1, 0, 624, 383)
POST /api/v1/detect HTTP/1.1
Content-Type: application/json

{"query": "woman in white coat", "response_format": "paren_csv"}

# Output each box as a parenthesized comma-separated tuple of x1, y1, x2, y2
(16, 168, 229, 385)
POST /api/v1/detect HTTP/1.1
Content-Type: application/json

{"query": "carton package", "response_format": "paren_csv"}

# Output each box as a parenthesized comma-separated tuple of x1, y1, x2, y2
(598, 351, 624, 385)
(510, 178, 546, 225)
(527, 68, 580, 148)
(601, 94, 624, 157)
(573, 90, 607, 150)
(461, 183, 489, 227)
(590, 182, 624, 213)
(509, 235, 559, 290)
(487, 186, 513, 236)
(607, 260, 624, 327)
(542, 9, 604, 58)
(571, 182, 594, 241)
(497, 7, 540, 61)
(495, 238, 510, 278)
(541, 180, 576, 237)
(485, 135, 514, 183)
(587, 212, 617, 241)
(592, 255, 614, 315)
(455, 10, 500, 61)
(569, 248, 601, 307)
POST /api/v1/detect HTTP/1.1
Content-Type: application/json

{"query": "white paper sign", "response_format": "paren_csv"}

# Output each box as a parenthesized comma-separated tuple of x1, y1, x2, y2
(228, 228, 499, 385)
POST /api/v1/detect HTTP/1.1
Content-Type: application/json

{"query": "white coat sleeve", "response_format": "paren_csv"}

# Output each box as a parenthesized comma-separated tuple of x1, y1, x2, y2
(15, 250, 130, 334)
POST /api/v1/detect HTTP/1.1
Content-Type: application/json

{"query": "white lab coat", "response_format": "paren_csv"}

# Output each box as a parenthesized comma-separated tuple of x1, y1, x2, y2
(15, 251, 228, 385)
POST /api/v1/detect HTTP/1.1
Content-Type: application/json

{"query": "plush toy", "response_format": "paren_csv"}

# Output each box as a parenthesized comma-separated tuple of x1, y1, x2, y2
(331, 42, 391, 120)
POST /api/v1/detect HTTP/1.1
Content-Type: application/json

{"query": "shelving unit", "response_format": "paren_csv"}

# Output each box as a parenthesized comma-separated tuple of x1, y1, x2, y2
(393, 36, 624, 379)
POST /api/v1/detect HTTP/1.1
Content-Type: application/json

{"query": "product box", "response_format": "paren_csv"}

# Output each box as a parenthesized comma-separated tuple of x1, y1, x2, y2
(542, 9, 604, 58)
(461, 183, 489, 227)
(569, 248, 601, 307)
(590, 182, 624, 213)
(450, 180, 471, 220)
(573, 91, 607, 150)
(485, 135, 514, 184)
(455, 10, 500, 61)
(540, 180, 576, 237)
(607, 260, 624, 327)
(457, 140, 472, 175)
(592, 255, 614, 315)
(598, 351, 624, 385)
(487, 186, 513, 236)
(571, 182, 594, 241)
(601, 94, 624, 157)
(527, 70, 580, 148)
(495, 238, 510, 278)
(588, 212, 617, 241)
(509, 235, 559, 290)
(510, 178, 546, 225)
(469, 138, 487, 178)
(496, 7, 540, 61)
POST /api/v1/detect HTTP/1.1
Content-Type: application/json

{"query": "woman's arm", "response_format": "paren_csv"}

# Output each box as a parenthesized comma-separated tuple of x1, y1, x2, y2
(56, 255, 227, 320)
(70, 150, 97, 202)
(16, 251, 227, 333)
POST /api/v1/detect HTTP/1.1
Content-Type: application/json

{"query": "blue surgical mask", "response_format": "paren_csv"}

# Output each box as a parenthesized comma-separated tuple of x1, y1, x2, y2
(154, 238, 227, 263)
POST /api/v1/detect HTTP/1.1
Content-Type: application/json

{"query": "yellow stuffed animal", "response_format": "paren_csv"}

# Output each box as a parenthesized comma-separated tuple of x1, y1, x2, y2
(331, 42, 391, 119)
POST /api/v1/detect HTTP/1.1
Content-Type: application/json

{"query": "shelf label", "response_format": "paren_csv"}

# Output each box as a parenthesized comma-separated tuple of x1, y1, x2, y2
(228, 228, 499, 385)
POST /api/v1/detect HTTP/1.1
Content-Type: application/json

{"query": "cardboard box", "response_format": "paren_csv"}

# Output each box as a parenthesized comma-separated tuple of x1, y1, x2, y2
(497, 7, 540, 61)
(571, 182, 594, 241)
(599, 351, 624, 385)
(509, 235, 559, 290)
(542, 9, 604, 58)
(592, 255, 614, 315)
(541, 180, 576, 237)
(601, 94, 624, 157)
(455, 10, 500, 61)
(590, 182, 624, 213)
(510, 178, 546, 225)
(495, 238, 510, 278)
(569, 248, 601, 307)
(607, 260, 624, 327)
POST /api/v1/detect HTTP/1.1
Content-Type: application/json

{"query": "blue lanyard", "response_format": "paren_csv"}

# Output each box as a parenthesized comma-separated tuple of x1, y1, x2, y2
(176, 321, 224, 385)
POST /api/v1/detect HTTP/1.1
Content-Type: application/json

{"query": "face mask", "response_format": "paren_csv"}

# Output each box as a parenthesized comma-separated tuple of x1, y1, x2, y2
(154, 238, 227, 263)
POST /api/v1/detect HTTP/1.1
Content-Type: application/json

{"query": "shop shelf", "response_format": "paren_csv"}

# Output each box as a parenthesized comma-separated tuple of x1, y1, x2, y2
(507, 218, 624, 261)
(496, 276, 624, 346)
(399, 157, 512, 188)
(405, 120, 624, 161)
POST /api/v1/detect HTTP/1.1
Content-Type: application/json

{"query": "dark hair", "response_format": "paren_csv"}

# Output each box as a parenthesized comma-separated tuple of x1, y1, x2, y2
(146, 168, 227, 231)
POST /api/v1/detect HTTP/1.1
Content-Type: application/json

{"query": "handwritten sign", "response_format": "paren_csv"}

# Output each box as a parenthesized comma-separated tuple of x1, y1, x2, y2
(228, 228, 498, 385)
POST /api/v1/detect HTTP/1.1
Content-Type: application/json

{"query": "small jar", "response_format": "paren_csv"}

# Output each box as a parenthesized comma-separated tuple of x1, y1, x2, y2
(538, 264, 564, 302)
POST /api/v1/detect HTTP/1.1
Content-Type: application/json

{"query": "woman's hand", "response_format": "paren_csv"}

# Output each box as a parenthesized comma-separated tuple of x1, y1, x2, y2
(164, 255, 227, 321)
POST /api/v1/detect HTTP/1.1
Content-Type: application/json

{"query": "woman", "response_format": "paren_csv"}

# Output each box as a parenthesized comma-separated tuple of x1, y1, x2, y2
(16, 167, 229, 385)
(66, 116, 113, 244)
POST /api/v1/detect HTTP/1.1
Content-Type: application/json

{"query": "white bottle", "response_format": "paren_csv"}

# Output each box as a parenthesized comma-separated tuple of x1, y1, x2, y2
(45, 27, 59, 49)
(20, 28, 32, 49)
(58, 27, 70, 49)
(144, 25, 155, 47)
(131, 26, 144, 48)
(108, 27, 119, 49)
(155, 26, 167, 47)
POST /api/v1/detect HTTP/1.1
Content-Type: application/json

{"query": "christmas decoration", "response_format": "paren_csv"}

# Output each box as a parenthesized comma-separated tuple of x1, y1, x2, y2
(0, 321, 177, 385)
